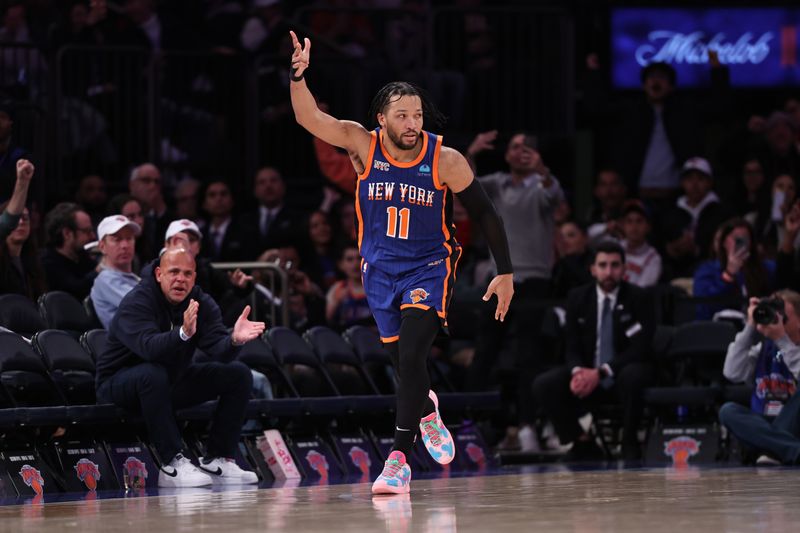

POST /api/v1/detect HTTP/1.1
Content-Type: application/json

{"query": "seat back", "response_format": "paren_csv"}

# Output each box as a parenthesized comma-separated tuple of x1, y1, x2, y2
(304, 326, 379, 395)
(237, 337, 298, 397)
(0, 330, 65, 407)
(32, 329, 97, 405)
(343, 325, 396, 394)
(0, 294, 46, 337)
(80, 329, 109, 362)
(266, 327, 339, 396)
(667, 321, 736, 384)
(38, 291, 93, 334)
(83, 295, 103, 329)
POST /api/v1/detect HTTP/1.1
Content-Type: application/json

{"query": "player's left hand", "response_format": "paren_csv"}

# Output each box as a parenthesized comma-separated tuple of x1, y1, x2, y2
(483, 273, 514, 322)
(232, 305, 266, 345)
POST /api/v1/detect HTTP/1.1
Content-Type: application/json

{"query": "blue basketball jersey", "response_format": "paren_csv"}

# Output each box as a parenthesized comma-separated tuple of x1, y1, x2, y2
(355, 128, 458, 276)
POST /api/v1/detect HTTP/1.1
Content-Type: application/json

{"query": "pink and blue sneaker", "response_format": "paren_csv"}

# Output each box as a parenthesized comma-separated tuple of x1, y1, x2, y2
(371, 451, 412, 494)
(419, 390, 455, 465)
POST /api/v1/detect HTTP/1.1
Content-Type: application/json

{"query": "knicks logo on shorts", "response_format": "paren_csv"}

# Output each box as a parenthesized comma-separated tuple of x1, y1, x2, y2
(410, 288, 429, 304)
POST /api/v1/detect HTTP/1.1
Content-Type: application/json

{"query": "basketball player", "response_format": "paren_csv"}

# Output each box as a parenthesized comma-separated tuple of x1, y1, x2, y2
(289, 31, 514, 494)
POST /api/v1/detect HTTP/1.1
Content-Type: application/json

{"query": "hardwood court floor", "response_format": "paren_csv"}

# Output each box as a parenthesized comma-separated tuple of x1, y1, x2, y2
(1, 466, 799, 532)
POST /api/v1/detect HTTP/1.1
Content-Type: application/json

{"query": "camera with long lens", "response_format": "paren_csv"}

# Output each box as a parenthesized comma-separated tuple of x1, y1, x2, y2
(753, 297, 786, 326)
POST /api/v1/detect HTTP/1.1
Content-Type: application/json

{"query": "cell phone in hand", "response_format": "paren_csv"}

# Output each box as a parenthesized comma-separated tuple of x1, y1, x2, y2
(734, 236, 748, 252)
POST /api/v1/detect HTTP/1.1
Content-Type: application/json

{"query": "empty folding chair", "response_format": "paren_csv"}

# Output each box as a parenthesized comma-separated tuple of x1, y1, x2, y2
(237, 337, 298, 398)
(32, 330, 97, 405)
(83, 295, 103, 330)
(343, 325, 397, 394)
(38, 291, 93, 337)
(266, 327, 340, 397)
(0, 329, 68, 426)
(0, 294, 47, 338)
(80, 329, 108, 363)
(304, 326, 381, 395)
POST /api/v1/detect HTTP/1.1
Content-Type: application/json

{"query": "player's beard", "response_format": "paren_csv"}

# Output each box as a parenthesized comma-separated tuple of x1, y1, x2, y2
(387, 128, 420, 151)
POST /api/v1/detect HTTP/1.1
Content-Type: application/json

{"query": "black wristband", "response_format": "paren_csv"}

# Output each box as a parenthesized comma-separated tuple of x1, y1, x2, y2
(290, 67, 304, 82)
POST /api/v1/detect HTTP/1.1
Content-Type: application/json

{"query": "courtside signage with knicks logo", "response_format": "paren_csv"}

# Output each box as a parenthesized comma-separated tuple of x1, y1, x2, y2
(305, 450, 330, 482)
(123, 457, 148, 489)
(664, 436, 701, 467)
(74, 458, 101, 491)
(410, 288, 429, 304)
(374, 160, 390, 172)
(19, 465, 44, 496)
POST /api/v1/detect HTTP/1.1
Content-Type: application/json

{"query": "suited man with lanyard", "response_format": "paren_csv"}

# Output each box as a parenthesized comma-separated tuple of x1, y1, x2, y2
(533, 240, 655, 460)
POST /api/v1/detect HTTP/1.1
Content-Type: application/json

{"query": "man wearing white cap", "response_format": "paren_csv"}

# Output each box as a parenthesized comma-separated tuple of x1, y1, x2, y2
(90, 215, 142, 328)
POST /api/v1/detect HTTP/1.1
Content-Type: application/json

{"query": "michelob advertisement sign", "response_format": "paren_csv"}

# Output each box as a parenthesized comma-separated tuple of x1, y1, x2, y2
(611, 8, 800, 87)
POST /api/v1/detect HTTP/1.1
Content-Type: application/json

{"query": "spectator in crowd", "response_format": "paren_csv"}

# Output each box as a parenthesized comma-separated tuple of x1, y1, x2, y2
(584, 58, 728, 205)
(719, 291, 800, 465)
(532, 241, 655, 461)
(95, 248, 263, 487)
(164, 218, 253, 325)
(777, 200, 800, 292)
(748, 173, 797, 259)
(752, 111, 800, 181)
(74, 174, 108, 227)
(173, 178, 200, 223)
(325, 243, 373, 331)
(303, 210, 338, 291)
(675, 157, 730, 258)
(731, 157, 768, 221)
(129, 162, 172, 262)
(253, 246, 324, 331)
(313, 135, 356, 196)
(108, 193, 149, 273)
(90, 215, 141, 328)
(241, 166, 303, 257)
(0, 158, 33, 241)
(41, 202, 98, 300)
(464, 131, 564, 392)
(620, 201, 661, 288)
(200, 179, 248, 262)
(551, 220, 592, 299)
(240, 0, 286, 54)
(586, 169, 627, 244)
(0, 204, 46, 300)
(0, 102, 31, 205)
(694, 218, 775, 320)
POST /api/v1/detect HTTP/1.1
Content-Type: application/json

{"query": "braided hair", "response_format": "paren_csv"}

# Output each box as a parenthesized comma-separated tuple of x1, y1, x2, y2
(367, 81, 446, 130)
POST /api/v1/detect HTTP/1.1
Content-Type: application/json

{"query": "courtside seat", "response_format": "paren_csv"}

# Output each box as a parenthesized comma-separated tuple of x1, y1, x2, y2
(343, 325, 396, 394)
(0, 294, 47, 338)
(38, 291, 93, 336)
(237, 337, 299, 398)
(32, 329, 97, 405)
(266, 327, 341, 397)
(0, 329, 68, 426)
(304, 326, 380, 396)
(80, 329, 108, 363)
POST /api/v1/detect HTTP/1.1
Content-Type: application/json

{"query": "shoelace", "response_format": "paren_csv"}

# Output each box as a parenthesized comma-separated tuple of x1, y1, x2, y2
(422, 419, 443, 447)
(382, 459, 403, 478)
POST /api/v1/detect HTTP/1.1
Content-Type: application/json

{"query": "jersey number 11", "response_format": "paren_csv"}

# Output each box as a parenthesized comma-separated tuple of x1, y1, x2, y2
(386, 206, 410, 239)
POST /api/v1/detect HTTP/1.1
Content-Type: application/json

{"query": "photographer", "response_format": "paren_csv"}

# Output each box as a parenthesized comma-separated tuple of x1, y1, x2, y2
(719, 290, 800, 465)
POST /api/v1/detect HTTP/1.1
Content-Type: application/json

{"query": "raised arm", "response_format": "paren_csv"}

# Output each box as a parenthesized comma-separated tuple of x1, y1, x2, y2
(289, 31, 370, 154)
(0, 159, 34, 240)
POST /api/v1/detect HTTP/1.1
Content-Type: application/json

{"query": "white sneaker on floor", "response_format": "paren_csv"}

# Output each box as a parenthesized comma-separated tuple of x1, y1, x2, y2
(199, 457, 259, 484)
(158, 454, 213, 488)
(756, 454, 781, 466)
(518, 425, 541, 453)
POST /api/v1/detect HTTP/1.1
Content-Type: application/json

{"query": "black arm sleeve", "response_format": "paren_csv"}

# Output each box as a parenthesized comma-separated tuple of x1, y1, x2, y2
(456, 179, 513, 275)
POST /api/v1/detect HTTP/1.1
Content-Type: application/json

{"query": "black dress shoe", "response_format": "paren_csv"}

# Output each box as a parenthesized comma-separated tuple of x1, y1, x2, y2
(566, 439, 606, 462)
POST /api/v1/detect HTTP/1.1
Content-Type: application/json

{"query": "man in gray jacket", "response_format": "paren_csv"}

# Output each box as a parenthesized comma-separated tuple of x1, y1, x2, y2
(464, 131, 564, 450)
(719, 290, 800, 465)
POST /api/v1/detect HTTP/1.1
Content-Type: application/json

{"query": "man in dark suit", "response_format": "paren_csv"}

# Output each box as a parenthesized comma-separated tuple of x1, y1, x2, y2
(199, 180, 249, 262)
(240, 167, 304, 258)
(533, 240, 655, 460)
